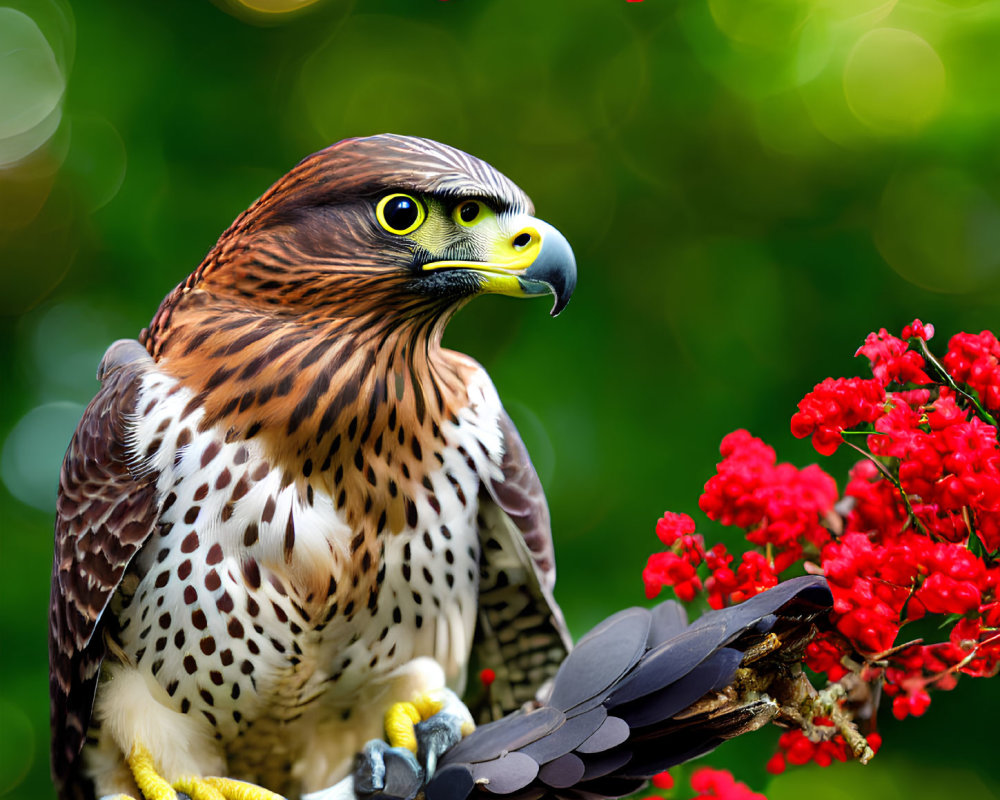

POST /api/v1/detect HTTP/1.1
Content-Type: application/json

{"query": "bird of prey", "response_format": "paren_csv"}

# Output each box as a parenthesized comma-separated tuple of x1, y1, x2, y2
(49, 134, 578, 800)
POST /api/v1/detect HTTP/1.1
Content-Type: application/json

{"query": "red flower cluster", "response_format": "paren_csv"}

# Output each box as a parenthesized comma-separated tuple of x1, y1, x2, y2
(645, 769, 764, 800)
(766, 728, 882, 774)
(943, 330, 1000, 412)
(789, 377, 885, 455)
(646, 319, 1000, 784)
(645, 431, 838, 609)
(690, 768, 766, 800)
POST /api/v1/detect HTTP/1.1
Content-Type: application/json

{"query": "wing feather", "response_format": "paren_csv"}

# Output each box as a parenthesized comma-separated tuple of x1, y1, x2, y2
(48, 340, 161, 799)
(470, 411, 572, 721)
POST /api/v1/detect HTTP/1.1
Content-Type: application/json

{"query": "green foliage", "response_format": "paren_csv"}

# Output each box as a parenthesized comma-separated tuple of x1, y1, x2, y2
(4, 0, 1000, 797)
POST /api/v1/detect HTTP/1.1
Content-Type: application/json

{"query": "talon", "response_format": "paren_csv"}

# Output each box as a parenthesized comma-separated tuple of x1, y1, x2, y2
(354, 740, 423, 800)
(384, 702, 423, 752)
(127, 743, 178, 800)
(125, 744, 285, 800)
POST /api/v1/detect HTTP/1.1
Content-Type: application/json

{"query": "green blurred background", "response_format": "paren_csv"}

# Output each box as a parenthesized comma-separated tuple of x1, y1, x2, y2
(4, 0, 1000, 797)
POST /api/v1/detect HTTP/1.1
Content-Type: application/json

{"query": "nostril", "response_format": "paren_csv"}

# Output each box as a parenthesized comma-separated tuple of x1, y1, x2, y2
(513, 232, 533, 250)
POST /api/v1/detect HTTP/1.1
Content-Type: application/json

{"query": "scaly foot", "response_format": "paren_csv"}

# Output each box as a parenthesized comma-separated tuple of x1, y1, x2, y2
(126, 744, 286, 800)
(354, 689, 475, 799)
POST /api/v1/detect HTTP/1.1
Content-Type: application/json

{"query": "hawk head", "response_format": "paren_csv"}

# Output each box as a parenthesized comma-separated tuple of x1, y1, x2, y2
(167, 134, 576, 331)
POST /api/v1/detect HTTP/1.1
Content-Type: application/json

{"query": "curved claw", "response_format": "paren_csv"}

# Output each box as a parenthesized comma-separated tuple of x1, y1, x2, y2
(415, 713, 464, 778)
(353, 740, 423, 800)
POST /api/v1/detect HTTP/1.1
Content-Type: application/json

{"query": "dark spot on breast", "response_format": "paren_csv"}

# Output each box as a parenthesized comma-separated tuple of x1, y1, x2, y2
(192, 610, 207, 630)
(162, 493, 177, 513)
(243, 523, 259, 547)
(144, 438, 162, 459)
(388, 480, 398, 498)
(205, 570, 221, 592)
(405, 499, 417, 528)
(183, 586, 197, 605)
(303, 459, 313, 477)
(262, 496, 276, 523)
(422, 567, 434, 584)
(166, 680, 178, 697)
(154, 570, 170, 589)
(180, 698, 191, 714)
(210, 671, 224, 686)
(245, 421, 262, 439)
(206, 544, 223, 565)
(176, 429, 192, 450)
(216, 592, 234, 613)
(201, 441, 221, 468)
(231, 685, 241, 701)
(284, 511, 295, 561)
(243, 559, 261, 589)
(184, 507, 200, 525)
(183, 655, 197, 674)
(234, 446, 249, 465)
(200, 637, 216, 655)
(231, 477, 250, 502)
(428, 495, 441, 514)
(251, 462, 269, 482)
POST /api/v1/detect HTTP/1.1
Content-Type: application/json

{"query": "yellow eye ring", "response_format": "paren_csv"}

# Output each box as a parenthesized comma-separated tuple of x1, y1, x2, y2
(453, 200, 487, 228)
(376, 193, 426, 235)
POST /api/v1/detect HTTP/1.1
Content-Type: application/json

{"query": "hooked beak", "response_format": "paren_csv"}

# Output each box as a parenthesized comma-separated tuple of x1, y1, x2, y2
(419, 218, 577, 316)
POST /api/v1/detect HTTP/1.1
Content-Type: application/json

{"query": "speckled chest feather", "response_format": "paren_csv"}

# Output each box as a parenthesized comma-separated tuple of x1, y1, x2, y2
(108, 353, 505, 785)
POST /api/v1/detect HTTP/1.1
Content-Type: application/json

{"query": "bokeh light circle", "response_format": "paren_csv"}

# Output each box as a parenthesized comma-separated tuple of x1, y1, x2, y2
(1, 401, 83, 512)
(843, 28, 946, 135)
(0, 698, 34, 796)
(0, 8, 65, 165)
(875, 166, 1000, 293)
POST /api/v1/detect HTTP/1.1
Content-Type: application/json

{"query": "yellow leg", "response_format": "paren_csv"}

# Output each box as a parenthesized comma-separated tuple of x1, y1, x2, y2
(126, 742, 285, 800)
(384, 701, 423, 752)
(174, 775, 226, 800)
(203, 777, 286, 800)
(383, 689, 476, 753)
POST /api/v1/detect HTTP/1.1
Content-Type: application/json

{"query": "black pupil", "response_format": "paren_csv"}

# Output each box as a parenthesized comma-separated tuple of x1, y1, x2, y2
(385, 196, 419, 231)
(460, 202, 480, 223)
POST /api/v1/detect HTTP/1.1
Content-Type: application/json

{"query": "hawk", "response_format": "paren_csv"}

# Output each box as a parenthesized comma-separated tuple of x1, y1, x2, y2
(50, 134, 577, 800)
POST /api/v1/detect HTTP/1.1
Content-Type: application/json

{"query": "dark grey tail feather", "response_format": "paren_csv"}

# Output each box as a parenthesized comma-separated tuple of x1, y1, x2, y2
(400, 577, 832, 800)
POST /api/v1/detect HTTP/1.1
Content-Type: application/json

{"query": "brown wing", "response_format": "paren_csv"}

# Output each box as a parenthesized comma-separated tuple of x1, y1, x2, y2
(49, 339, 162, 800)
(468, 411, 572, 722)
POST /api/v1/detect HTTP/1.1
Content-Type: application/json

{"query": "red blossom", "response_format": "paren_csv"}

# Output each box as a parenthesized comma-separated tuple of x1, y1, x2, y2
(790, 377, 885, 455)
(689, 767, 766, 800)
(856, 327, 933, 387)
(944, 330, 1000, 412)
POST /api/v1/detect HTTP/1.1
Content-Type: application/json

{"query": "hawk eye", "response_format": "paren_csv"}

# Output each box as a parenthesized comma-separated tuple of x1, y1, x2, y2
(376, 193, 425, 235)
(454, 200, 485, 227)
